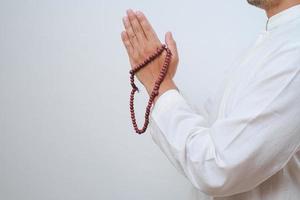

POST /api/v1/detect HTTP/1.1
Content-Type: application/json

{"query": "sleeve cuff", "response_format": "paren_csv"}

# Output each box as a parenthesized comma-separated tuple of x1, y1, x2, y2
(151, 89, 186, 120)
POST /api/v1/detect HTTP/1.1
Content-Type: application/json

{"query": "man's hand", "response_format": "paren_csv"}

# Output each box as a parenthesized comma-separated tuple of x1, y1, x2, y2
(121, 9, 179, 102)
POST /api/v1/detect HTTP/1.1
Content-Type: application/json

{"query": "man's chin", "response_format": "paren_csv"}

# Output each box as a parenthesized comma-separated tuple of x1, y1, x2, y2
(247, 0, 281, 10)
(247, 0, 266, 9)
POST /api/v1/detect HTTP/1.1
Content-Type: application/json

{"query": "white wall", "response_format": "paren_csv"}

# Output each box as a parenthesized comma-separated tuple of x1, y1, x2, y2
(0, 0, 265, 199)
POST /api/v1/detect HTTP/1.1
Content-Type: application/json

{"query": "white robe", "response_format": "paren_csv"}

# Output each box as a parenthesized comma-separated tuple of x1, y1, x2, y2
(149, 4, 300, 200)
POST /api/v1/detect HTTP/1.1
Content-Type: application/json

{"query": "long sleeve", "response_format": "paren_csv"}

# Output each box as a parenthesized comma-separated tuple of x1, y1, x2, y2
(149, 46, 300, 197)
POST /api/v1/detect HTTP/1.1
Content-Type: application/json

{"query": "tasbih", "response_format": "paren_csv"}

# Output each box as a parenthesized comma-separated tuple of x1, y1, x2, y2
(129, 44, 172, 134)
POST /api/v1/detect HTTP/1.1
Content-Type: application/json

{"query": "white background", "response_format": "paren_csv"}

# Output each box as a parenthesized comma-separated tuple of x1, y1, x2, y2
(0, 0, 265, 199)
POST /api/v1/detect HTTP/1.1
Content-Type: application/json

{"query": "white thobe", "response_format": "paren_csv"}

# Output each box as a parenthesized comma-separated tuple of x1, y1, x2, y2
(149, 5, 300, 200)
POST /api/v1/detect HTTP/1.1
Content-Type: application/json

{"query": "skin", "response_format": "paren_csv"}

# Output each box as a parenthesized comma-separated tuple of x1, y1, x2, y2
(248, 0, 300, 17)
(121, 0, 300, 103)
(121, 10, 178, 104)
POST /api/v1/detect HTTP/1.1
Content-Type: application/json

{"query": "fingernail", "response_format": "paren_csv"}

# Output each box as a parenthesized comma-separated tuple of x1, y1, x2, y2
(136, 10, 142, 16)
(126, 9, 133, 14)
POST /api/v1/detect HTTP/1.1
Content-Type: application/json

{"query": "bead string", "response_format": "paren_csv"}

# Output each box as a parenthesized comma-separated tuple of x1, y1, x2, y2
(129, 44, 172, 134)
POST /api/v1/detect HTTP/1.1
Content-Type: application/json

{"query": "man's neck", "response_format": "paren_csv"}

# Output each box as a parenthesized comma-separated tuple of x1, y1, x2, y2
(266, 0, 300, 18)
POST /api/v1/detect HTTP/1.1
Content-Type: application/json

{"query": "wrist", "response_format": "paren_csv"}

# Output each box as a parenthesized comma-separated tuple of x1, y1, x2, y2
(154, 79, 177, 104)
(144, 78, 177, 101)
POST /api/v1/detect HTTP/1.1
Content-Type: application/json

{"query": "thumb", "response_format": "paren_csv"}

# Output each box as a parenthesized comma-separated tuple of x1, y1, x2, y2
(165, 31, 178, 58)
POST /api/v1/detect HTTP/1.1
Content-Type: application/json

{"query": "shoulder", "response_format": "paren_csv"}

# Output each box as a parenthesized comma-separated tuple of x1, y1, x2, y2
(283, 18, 300, 46)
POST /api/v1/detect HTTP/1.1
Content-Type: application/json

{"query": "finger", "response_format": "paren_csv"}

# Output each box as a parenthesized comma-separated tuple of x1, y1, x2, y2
(122, 16, 139, 48)
(121, 31, 133, 55)
(165, 32, 178, 60)
(126, 9, 146, 43)
(135, 11, 160, 43)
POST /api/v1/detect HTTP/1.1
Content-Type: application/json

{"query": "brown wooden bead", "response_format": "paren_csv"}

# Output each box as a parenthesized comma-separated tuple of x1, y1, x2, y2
(129, 44, 172, 134)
